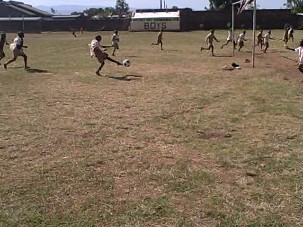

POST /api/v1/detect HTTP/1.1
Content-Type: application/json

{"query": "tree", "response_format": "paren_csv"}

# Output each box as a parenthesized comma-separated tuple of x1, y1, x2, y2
(115, 0, 129, 15)
(84, 8, 105, 17)
(71, 11, 81, 15)
(208, 0, 233, 10)
(284, 0, 303, 13)
(50, 7, 57, 14)
(172, 6, 179, 9)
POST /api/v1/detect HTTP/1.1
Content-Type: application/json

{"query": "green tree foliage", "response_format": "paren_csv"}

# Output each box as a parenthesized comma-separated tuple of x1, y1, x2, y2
(284, 0, 303, 13)
(115, 0, 130, 15)
(50, 7, 57, 14)
(208, 0, 233, 10)
(83, 8, 116, 18)
(71, 11, 81, 15)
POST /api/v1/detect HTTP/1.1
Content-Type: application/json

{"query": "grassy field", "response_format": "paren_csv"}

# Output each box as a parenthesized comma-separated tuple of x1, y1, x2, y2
(0, 30, 303, 226)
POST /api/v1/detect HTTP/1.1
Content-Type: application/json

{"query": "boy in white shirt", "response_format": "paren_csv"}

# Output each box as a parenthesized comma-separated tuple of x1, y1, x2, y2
(237, 30, 247, 51)
(221, 28, 236, 49)
(4, 31, 28, 69)
(89, 35, 123, 76)
(263, 30, 274, 53)
(111, 30, 120, 56)
(286, 39, 303, 73)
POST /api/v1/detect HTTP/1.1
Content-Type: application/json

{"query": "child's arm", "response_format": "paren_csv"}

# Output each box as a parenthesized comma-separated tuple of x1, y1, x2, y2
(286, 46, 295, 51)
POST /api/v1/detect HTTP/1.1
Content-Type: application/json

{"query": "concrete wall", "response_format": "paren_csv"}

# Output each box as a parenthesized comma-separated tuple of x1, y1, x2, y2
(0, 20, 42, 33)
(181, 9, 297, 30)
(41, 18, 130, 32)
(0, 9, 299, 32)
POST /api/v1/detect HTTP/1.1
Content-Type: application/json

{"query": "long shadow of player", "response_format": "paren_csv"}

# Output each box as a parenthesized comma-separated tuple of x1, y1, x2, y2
(105, 74, 143, 81)
(213, 54, 233, 58)
(25, 68, 51, 74)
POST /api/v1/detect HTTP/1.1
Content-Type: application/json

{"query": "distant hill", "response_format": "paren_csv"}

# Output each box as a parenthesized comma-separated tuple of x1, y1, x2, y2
(36, 5, 105, 15)
(36, 5, 135, 15)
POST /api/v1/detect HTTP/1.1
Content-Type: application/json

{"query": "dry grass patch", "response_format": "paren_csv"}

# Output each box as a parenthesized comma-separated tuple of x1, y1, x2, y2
(1, 30, 303, 226)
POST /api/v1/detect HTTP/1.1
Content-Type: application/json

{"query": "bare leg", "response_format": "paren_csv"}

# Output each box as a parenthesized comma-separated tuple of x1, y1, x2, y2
(160, 41, 163, 50)
(112, 47, 116, 56)
(96, 62, 105, 75)
(263, 44, 269, 53)
(4, 57, 17, 69)
(22, 54, 28, 68)
(0, 52, 5, 64)
(221, 40, 230, 49)
(106, 57, 123, 66)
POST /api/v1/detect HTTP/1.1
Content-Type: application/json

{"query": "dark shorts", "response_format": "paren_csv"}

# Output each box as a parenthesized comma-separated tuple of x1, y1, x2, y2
(238, 41, 244, 47)
(13, 48, 26, 58)
(94, 48, 108, 63)
(0, 49, 4, 58)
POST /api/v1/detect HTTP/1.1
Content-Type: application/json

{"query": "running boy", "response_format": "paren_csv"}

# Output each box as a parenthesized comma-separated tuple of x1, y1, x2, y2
(283, 27, 289, 45)
(237, 30, 247, 51)
(89, 35, 122, 76)
(4, 31, 28, 69)
(256, 29, 263, 49)
(201, 29, 219, 56)
(285, 39, 303, 73)
(288, 26, 294, 42)
(221, 28, 236, 49)
(0, 32, 9, 65)
(151, 30, 163, 50)
(263, 30, 274, 53)
(111, 30, 120, 56)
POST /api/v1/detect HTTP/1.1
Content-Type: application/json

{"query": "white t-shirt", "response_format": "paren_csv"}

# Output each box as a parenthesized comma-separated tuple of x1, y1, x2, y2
(89, 39, 103, 57)
(263, 33, 270, 44)
(227, 30, 232, 41)
(10, 36, 22, 51)
(238, 33, 246, 43)
(295, 46, 303, 64)
(111, 34, 119, 44)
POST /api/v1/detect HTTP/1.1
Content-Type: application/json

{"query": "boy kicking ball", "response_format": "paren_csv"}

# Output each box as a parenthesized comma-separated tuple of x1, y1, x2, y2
(285, 39, 303, 73)
(89, 35, 123, 76)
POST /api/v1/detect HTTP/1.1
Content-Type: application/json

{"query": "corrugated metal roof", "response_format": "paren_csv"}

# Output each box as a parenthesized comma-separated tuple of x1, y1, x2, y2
(16, 3, 52, 17)
(132, 11, 180, 19)
(7, 4, 36, 16)
(0, 17, 42, 21)
(52, 15, 82, 19)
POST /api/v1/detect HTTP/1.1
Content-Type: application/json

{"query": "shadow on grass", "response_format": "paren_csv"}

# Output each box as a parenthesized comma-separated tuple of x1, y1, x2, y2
(213, 54, 233, 58)
(25, 68, 51, 74)
(105, 74, 143, 81)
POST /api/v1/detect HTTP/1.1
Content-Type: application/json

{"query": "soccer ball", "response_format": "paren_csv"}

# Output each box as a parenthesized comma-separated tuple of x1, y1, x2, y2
(123, 59, 131, 67)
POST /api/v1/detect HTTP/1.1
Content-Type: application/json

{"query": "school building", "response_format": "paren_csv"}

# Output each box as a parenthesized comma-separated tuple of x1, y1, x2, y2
(0, 1, 300, 33)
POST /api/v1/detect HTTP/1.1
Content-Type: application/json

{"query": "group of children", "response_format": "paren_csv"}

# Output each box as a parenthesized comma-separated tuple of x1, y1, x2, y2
(1, 27, 303, 74)
(0, 31, 28, 69)
(198, 26, 303, 73)
(200, 28, 276, 56)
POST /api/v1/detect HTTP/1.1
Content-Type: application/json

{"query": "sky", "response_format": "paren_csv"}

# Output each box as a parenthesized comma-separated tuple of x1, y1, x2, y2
(19, 0, 286, 10)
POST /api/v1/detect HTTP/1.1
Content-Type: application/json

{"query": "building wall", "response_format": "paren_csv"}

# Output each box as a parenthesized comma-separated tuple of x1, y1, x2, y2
(0, 9, 299, 32)
(0, 20, 42, 33)
(41, 18, 130, 32)
(181, 9, 297, 30)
